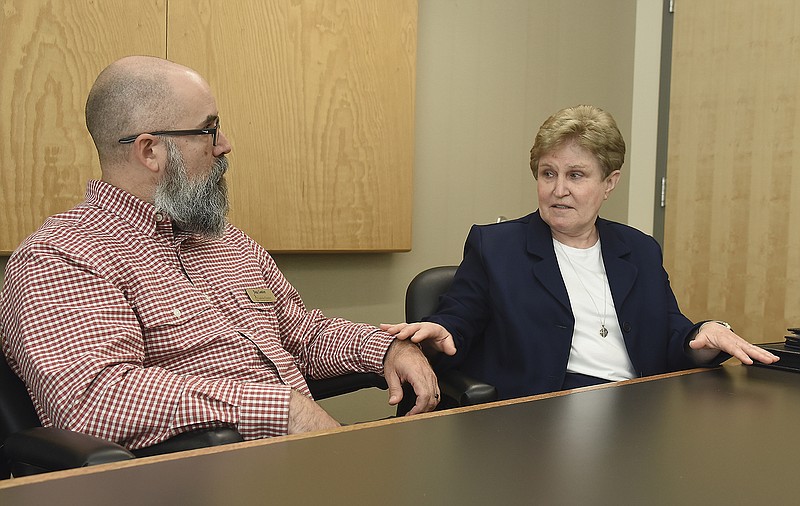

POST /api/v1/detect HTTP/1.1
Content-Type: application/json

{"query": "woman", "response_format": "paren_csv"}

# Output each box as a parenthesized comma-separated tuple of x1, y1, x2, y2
(383, 105, 778, 399)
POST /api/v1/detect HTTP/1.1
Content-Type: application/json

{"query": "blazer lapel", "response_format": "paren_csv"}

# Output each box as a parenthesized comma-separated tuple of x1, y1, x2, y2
(597, 219, 638, 308)
(527, 212, 572, 312)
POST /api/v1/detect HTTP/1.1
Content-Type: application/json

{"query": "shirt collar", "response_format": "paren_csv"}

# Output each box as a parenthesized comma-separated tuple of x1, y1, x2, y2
(85, 180, 171, 237)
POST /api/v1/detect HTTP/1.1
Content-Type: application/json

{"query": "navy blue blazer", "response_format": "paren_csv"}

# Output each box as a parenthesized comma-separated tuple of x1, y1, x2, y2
(427, 211, 713, 400)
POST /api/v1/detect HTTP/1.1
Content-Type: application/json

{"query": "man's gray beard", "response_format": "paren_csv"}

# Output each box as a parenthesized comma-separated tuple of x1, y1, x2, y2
(154, 139, 230, 237)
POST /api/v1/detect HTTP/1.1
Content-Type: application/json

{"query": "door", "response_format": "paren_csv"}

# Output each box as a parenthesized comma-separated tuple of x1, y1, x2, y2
(664, 0, 800, 343)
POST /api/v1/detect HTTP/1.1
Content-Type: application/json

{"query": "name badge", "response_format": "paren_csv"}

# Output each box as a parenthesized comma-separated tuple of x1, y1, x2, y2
(245, 288, 276, 303)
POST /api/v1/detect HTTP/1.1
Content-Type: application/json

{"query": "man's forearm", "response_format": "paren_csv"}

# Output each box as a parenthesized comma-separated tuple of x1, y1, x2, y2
(287, 388, 341, 434)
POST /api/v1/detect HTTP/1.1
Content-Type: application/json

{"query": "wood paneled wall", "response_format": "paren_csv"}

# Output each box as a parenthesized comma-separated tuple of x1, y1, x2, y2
(169, 0, 415, 252)
(665, 0, 800, 343)
(0, 0, 415, 253)
(0, 0, 166, 253)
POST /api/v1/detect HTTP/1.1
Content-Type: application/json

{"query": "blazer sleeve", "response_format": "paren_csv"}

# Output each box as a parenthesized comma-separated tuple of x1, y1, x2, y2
(425, 225, 492, 369)
(648, 235, 730, 370)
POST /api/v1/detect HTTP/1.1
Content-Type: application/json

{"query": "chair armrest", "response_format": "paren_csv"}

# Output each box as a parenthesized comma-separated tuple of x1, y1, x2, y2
(5, 426, 134, 477)
(306, 372, 388, 400)
(439, 369, 498, 406)
(131, 427, 244, 458)
(395, 369, 498, 415)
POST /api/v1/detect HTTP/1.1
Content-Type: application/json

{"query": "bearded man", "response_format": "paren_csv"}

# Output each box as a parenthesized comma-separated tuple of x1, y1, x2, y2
(0, 56, 439, 451)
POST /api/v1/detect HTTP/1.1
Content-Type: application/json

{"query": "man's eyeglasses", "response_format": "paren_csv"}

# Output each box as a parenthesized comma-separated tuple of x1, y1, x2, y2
(118, 118, 220, 146)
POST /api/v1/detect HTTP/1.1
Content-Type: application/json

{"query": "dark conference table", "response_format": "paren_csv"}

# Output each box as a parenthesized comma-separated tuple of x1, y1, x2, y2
(1, 365, 799, 504)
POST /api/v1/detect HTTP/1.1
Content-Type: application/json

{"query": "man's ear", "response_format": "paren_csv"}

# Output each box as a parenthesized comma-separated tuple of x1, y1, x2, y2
(132, 135, 164, 174)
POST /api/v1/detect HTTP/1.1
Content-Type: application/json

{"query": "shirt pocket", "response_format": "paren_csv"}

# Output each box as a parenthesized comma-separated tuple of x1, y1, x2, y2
(135, 293, 211, 329)
(134, 291, 219, 359)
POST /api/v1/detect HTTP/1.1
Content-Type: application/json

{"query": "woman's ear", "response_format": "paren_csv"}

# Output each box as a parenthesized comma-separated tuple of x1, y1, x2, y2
(604, 170, 621, 199)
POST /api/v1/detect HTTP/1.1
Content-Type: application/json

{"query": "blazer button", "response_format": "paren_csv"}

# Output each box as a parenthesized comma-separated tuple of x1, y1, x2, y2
(622, 322, 632, 332)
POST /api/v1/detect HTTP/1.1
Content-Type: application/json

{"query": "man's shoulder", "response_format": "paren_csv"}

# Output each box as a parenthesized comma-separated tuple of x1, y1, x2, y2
(220, 223, 263, 252)
(20, 205, 95, 247)
(12, 202, 149, 268)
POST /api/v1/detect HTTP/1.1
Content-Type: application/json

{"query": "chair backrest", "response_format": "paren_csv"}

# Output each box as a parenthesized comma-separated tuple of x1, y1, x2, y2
(397, 266, 458, 416)
(0, 355, 41, 439)
(405, 266, 458, 322)
(0, 354, 42, 479)
(402, 265, 498, 411)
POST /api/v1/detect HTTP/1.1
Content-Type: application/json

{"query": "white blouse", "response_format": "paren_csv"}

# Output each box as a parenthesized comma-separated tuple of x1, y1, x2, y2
(553, 238, 636, 381)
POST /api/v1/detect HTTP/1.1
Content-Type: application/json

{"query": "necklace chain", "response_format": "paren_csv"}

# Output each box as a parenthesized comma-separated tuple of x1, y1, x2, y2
(555, 240, 609, 338)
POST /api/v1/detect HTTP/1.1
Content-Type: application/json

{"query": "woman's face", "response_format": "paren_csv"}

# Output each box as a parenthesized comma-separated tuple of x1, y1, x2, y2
(536, 140, 620, 246)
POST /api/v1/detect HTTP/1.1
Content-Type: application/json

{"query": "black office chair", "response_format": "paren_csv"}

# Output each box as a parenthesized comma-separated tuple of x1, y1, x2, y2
(396, 266, 497, 414)
(0, 353, 386, 479)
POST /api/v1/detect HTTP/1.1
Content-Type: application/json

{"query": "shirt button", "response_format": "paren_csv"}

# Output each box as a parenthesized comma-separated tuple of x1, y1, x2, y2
(173, 308, 182, 318)
(155, 213, 164, 222)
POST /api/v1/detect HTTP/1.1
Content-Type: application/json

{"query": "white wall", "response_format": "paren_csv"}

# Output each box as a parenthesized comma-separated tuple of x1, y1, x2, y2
(628, 0, 663, 235)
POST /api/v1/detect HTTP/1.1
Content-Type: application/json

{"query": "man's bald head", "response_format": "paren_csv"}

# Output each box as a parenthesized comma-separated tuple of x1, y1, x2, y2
(85, 56, 198, 166)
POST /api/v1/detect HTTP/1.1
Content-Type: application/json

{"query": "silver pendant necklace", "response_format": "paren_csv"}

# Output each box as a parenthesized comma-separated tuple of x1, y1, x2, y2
(555, 240, 608, 338)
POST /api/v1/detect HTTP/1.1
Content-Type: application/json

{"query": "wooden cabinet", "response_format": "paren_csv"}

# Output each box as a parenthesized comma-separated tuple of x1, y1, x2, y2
(0, 0, 415, 254)
(0, 0, 166, 254)
(168, 0, 415, 252)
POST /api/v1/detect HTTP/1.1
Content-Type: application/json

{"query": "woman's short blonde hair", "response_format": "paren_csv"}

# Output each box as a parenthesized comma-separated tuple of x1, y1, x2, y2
(529, 105, 625, 179)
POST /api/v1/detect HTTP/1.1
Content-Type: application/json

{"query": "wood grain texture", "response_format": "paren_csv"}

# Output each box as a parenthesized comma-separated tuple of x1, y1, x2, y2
(0, 0, 166, 254)
(665, 0, 800, 343)
(1, 0, 414, 254)
(168, 0, 416, 252)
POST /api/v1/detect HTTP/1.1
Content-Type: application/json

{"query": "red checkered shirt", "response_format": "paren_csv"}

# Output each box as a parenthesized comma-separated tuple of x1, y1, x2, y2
(0, 180, 393, 449)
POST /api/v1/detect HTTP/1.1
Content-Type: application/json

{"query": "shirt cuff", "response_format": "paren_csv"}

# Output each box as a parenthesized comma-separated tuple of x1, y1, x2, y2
(360, 329, 395, 373)
(237, 383, 293, 439)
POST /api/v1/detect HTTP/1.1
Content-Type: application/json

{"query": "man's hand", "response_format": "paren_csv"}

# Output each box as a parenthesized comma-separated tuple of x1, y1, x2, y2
(379, 322, 457, 356)
(382, 339, 440, 415)
(287, 389, 341, 434)
(688, 322, 780, 365)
